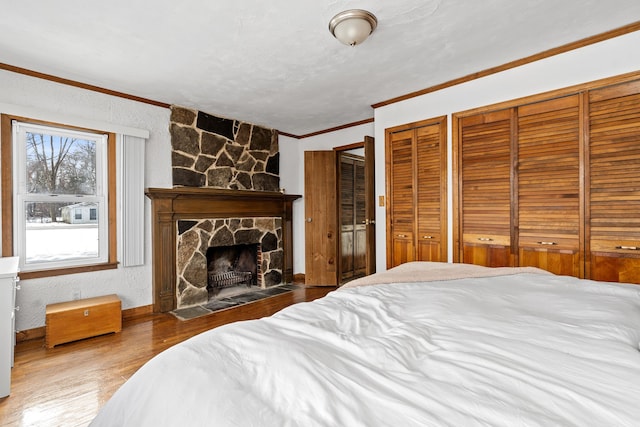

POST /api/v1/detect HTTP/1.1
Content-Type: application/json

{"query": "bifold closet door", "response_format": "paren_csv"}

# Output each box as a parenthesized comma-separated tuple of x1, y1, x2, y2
(387, 129, 415, 267)
(458, 109, 513, 267)
(415, 123, 447, 262)
(516, 95, 583, 277)
(386, 118, 447, 269)
(588, 80, 640, 284)
(339, 155, 366, 282)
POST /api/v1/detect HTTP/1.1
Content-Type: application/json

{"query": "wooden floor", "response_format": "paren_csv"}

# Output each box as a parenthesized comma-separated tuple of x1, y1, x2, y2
(0, 285, 335, 427)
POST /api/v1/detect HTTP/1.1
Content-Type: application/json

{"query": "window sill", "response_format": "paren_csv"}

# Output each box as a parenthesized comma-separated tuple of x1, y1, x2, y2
(19, 262, 119, 280)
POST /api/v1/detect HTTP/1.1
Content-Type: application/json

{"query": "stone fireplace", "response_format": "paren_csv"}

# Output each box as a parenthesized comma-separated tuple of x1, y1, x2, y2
(146, 107, 299, 313)
(146, 187, 299, 313)
(176, 217, 283, 309)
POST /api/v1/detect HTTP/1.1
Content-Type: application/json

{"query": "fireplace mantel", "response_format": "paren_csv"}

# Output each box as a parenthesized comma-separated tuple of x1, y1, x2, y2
(146, 187, 301, 313)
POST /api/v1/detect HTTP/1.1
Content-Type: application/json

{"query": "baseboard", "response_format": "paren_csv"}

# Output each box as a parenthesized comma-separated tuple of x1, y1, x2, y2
(16, 327, 45, 343)
(122, 304, 153, 321)
(15, 304, 154, 343)
(293, 273, 305, 284)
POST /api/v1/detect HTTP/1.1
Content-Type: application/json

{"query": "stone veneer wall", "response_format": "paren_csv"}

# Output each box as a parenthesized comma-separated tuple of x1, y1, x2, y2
(176, 217, 283, 308)
(170, 106, 280, 191)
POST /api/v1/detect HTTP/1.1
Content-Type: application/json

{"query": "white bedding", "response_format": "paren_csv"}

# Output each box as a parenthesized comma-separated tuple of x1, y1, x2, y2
(91, 263, 640, 426)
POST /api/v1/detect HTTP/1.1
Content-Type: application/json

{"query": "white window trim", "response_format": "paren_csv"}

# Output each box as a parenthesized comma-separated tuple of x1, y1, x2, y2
(12, 121, 109, 272)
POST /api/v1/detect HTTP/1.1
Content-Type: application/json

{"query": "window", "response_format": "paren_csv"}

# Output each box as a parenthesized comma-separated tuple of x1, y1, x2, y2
(1, 115, 117, 278)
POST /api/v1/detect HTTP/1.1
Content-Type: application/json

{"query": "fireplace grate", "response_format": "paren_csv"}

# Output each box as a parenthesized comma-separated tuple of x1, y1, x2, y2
(208, 271, 253, 289)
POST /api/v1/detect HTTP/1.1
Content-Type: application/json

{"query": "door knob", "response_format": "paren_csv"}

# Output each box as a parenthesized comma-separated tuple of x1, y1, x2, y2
(306, 217, 313, 223)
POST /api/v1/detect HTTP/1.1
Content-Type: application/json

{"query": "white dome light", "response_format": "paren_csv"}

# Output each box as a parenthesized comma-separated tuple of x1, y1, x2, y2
(329, 9, 378, 46)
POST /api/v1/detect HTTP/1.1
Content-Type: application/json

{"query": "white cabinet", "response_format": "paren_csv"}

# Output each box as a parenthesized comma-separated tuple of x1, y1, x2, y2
(0, 256, 19, 398)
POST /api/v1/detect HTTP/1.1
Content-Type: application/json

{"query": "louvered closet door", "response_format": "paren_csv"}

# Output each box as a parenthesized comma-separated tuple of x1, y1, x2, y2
(388, 129, 415, 267)
(517, 95, 582, 276)
(354, 161, 367, 275)
(340, 159, 356, 280)
(416, 124, 445, 262)
(459, 110, 513, 267)
(588, 80, 640, 284)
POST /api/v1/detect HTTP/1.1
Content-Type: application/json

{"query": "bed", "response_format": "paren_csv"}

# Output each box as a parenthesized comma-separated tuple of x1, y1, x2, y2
(90, 262, 640, 426)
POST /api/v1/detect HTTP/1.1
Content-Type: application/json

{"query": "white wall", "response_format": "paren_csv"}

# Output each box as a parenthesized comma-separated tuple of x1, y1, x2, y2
(373, 30, 640, 272)
(279, 123, 374, 274)
(0, 70, 172, 330)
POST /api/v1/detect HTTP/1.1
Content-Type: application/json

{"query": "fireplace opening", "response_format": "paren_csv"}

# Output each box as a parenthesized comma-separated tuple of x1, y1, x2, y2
(206, 244, 260, 299)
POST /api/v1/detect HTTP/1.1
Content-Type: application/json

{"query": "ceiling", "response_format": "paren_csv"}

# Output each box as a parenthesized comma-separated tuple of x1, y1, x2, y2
(1, 1, 640, 136)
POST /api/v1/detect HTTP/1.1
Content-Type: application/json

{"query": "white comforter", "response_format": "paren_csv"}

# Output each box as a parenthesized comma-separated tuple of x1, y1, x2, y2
(91, 265, 640, 426)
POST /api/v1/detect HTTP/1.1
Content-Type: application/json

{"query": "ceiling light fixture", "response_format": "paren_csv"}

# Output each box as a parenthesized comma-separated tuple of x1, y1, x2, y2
(328, 9, 377, 46)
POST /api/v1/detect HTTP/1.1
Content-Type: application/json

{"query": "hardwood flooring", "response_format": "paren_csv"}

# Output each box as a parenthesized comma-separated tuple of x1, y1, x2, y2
(0, 285, 335, 427)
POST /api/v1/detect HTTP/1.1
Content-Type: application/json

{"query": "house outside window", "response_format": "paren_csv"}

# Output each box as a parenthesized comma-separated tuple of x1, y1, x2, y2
(6, 119, 114, 275)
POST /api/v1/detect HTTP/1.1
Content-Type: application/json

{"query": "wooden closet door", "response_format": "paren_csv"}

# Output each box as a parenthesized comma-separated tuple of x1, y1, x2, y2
(339, 155, 366, 282)
(588, 80, 640, 284)
(340, 158, 356, 281)
(458, 109, 513, 267)
(516, 95, 583, 277)
(387, 129, 415, 267)
(416, 123, 447, 262)
(353, 160, 367, 275)
(386, 117, 447, 268)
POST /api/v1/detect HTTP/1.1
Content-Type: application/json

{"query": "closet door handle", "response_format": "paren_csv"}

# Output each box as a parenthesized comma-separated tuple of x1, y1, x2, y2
(397, 234, 407, 238)
(477, 237, 493, 242)
(422, 235, 433, 239)
(616, 245, 640, 250)
(537, 241, 558, 245)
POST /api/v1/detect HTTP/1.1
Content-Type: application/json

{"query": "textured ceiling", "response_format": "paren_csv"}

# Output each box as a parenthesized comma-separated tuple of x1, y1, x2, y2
(1, 1, 640, 135)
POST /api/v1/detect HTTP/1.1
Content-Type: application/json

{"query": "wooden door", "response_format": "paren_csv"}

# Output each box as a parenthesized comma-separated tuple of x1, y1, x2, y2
(386, 118, 447, 268)
(456, 109, 514, 267)
(415, 121, 447, 262)
(304, 151, 337, 286)
(516, 95, 583, 277)
(363, 136, 376, 276)
(339, 154, 366, 282)
(387, 129, 415, 267)
(587, 80, 640, 284)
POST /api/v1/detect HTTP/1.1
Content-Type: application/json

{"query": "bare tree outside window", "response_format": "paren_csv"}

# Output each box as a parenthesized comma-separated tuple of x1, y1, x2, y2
(25, 132, 96, 224)
(12, 121, 107, 269)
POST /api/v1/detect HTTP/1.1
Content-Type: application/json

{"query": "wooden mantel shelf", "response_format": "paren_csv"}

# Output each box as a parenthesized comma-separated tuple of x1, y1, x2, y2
(146, 187, 301, 313)
(146, 186, 300, 200)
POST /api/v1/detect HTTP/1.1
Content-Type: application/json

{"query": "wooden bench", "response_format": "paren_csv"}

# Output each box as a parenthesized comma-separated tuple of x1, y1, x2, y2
(45, 294, 122, 348)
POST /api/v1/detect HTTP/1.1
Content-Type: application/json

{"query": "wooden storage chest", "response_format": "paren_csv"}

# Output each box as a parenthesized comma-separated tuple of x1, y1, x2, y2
(46, 294, 121, 348)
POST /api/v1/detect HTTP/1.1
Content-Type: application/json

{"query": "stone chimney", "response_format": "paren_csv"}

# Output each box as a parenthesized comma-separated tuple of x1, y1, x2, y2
(169, 106, 280, 191)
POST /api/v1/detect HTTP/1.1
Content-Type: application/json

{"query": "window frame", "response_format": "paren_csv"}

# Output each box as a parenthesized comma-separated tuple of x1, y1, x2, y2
(1, 114, 117, 279)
